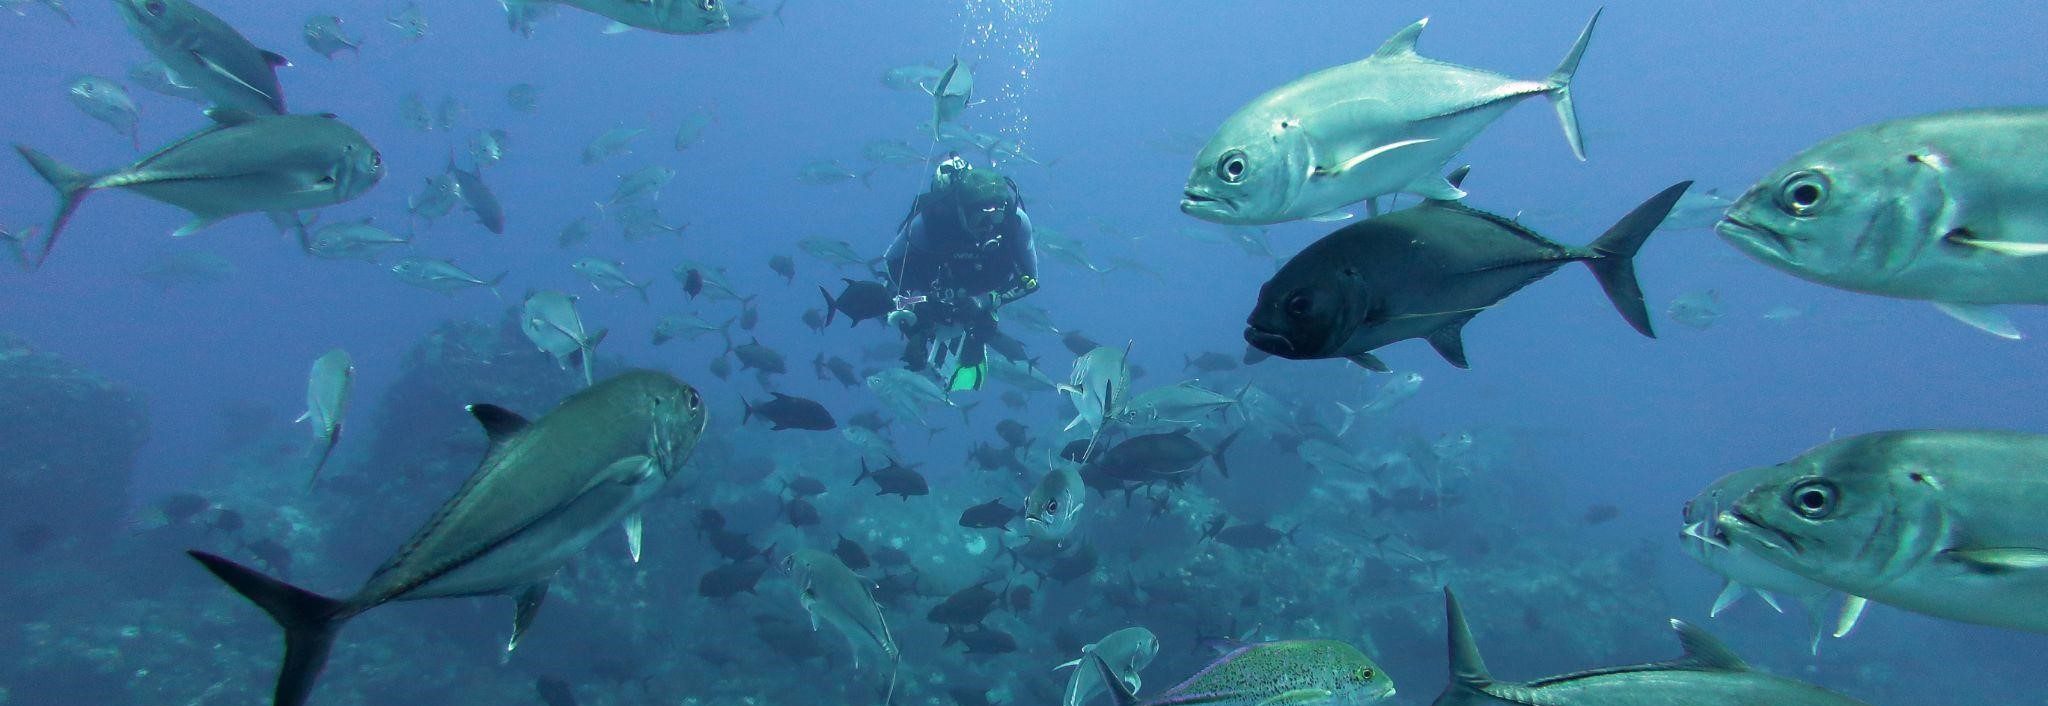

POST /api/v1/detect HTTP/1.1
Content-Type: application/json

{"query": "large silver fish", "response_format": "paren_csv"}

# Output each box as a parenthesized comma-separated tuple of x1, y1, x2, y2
(14, 111, 381, 268)
(112, 0, 289, 115)
(519, 0, 730, 35)
(295, 349, 352, 487)
(927, 56, 975, 139)
(1058, 626, 1158, 706)
(520, 290, 607, 386)
(1430, 588, 1870, 706)
(1715, 429, 2048, 635)
(785, 548, 900, 702)
(1023, 462, 1086, 546)
(1059, 344, 1131, 433)
(65, 76, 140, 149)
(1680, 464, 1865, 654)
(189, 370, 706, 706)
(1181, 12, 1599, 225)
(1716, 109, 2048, 339)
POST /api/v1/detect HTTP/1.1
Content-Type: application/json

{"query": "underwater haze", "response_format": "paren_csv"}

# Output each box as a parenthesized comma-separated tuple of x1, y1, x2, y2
(2, 2, 2046, 706)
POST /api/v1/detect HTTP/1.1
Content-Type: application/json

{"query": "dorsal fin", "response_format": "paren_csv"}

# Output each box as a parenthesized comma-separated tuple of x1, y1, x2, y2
(1668, 620, 1748, 671)
(468, 403, 530, 443)
(1443, 588, 1494, 689)
(1372, 17, 1429, 59)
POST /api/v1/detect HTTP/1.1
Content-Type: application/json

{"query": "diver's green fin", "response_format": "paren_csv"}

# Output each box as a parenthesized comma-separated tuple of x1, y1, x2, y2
(1932, 302, 2022, 340)
(949, 363, 986, 392)
(1948, 547, 2048, 571)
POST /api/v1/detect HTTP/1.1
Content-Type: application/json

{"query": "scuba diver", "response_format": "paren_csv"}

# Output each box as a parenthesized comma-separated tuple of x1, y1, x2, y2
(883, 153, 1039, 390)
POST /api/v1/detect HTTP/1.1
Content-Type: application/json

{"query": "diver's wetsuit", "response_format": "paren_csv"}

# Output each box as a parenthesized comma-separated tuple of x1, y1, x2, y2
(884, 208, 1038, 371)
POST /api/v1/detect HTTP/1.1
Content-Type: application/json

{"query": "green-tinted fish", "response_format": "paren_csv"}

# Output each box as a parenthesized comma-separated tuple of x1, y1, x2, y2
(1023, 462, 1086, 546)
(557, 214, 594, 248)
(302, 14, 361, 59)
(928, 56, 975, 139)
(673, 107, 713, 150)
(798, 236, 868, 268)
(882, 63, 945, 92)
(65, 76, 140, 149)
(866, 368, 958, 429)
(583, 125, 645, 165)
(1182, 13, 1598, 225)
(571, 257, 651, 302)
(786, 548, 900, 700)
(14, 111, 382, 269)
(408, 172, 460, 227)
(1060, 627, 1159, 706)
(1717, 109, 2048, 339)
(446, 154, 504, 234)
(1097, 639, 1392, 706)
(386, 1, 426, 42)
(1059, 344, 1131, 433)
(1681, 463, 1861, 654)
(650, 314, 729, 346)
(113, 0, 289, 115)
(523, 0, 730, 35)
(296, 349, 352, 486)
(190, 370, 707, 706)
(305, 218, 409, 262)
(602, 165, 674, 209)
(1430, 588, 1867, 706)
(391, 257, 504, 298)
(128, 60, 208, 103)
(520, 290, 607, 386)
(469, 129, 510, 168)
(799, 159, 872, 186)
(1116, 382, 1238, 430)
(863, 139, 925, 167)
(1716, 430, 2048, 635)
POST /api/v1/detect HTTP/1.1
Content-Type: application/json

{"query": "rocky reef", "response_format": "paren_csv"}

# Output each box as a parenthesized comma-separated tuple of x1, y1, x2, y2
(0, 334, 148, 552)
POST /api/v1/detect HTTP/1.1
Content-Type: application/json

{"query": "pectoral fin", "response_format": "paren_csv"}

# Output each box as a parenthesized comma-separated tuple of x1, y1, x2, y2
(1312, 138, 1436, 178)
(1405, 172, 1467, 201)
(507, 580, 550, 652)
(1947, 547, 2048, 571)
(1932, 302, 2022, 340)
(1305, 210, 1354, 223)
(1753, 588, 1785, 614)
(622, 513, 644, 563)
(172, 216, 226, 237)
(600, 455, 659, 486)
(1948, 235, 2048, 256)
(1345, 353, 1390, 373)
(1832, 594, 1868, 639)
(603, 21, 633, 34)
(1708, 581, 1745, 617)
(191, 51, 279, 106)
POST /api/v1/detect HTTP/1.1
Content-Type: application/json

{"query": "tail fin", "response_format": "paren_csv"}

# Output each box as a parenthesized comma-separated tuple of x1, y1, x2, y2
(1211, 430, 1240, 478)
(14, 145, 96, 269)
(187, 551, 350, 706)
(1438, 587, 1496, 706)
(1584, 181, 1690, 338)
(633, 280, 650, 303)
(818, 285, 839, 327)
(1545, 9, 1600, 162)
(307, 430, 340, 489)
(484, 271, 509, 302)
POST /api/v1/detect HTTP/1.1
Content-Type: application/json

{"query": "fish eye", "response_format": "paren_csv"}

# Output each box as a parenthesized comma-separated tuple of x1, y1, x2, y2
(1356, 666, 1375, 681)
(370, 151, 383, 169)
(700, 0, 717, 9)
(144, 0, 165, 16)
(1216, 150, 1248, 184)
(1773, 170, 1830, 217)
(684, 389, 701, 411)
(1785, 478, 1837, 519)
(1284, 292, 1312, 317)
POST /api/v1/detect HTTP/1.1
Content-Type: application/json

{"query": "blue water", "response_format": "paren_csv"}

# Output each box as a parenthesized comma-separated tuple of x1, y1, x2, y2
(2, 2, 2045, 705)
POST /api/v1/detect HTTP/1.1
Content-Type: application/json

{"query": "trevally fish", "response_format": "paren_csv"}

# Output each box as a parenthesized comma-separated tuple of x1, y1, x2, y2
(1059, 344, 1131, 433)
(128, 60, 208, 103)
(390, 257, 505, 298)
(446, 154, 505, 234)
(1430, 588, 1869, 706)
(581, 125, 645, 165)
(65, 76, 140, 149)
(1244, 180, 1689, 371)
(1716, 429, 2048, 635)
(798, 159, 872, 186)
(866, 368, 958, 429)
(1681, 463, 1863, 654)
(571, 258, 651, 302)
(650, 315, 729, 346)
(520, 290, 607, 386)
(386, 1, 426, 41)
(1094, 638, 1393, 706)
(1181, 12, 1599, 225)
(1717, 108, 2048, 339)
(785, 548, 901, 702)
(673, 107, 713, 150)
(469, 129, 510, 168)
(113, 0, 290, 115)
(304, 218, 409, 262)
(301, 14, 361, 59)
(1022, 462, 1085, 546)
(15, 111, 383, 269)
(1058, 626, 1158, 706)
(1665, 289, 1725, 331)
(1360, 372, 1422, 415)
(1114, 381, 1239, 430)
(189, 370, 707, 706)
(927, 57, 975, 139)
(799, 236, 869, 268)
(295, 348, 351, 486)
(882, 63, 946, 92)
(512, 0, 730, 35)
(407, 172, 460, 228)
(1660, 186, 1733, 231)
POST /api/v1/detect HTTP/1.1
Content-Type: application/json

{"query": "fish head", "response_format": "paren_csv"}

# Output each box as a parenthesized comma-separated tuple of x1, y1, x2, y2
(1024, 466, 1084, 543)
(111, 0, 184, 38)
(669, 0, 731, 33)
(1679, 464, 1836, 600)
(1716, 133, 1940, 294)
(1714, 432, 1948, 596)
(328, 132, 385, 202)
(627, 372, 708, 478)
(1244, 249, 1371, 359)
(1182, 110, 1313, 225)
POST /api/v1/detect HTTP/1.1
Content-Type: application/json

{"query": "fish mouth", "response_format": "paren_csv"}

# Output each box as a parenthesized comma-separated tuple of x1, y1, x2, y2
(1243, 327, 1304, 359)
(1714, 216, 1797, 264)
(1181, 190, 1233, 215)
(1715, 508, 1800, 555)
